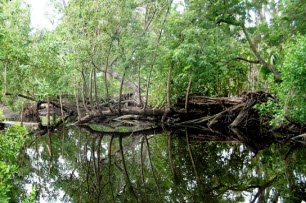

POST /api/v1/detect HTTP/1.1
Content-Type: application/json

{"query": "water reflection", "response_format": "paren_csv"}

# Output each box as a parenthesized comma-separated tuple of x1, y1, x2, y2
(18, 126, 306, 202)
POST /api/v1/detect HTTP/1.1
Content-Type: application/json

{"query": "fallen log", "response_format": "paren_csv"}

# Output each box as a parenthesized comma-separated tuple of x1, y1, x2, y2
(3, 91, 284, 132)
(0, 121, 39, 129)
(208, 103, 244, 127)
(74, 108, 167, 125)
(4, 92, 76, 118)
(177, 103, 244, 126)
(177, 95, 243, 108)
(175, 91, 276, 128)
(229, 99, 257, 128)
(74, 91, 275, 129)
(290, 133, 306, 145)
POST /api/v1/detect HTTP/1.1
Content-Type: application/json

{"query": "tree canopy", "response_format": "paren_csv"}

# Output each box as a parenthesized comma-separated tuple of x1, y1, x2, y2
(0, 0, 305, 124)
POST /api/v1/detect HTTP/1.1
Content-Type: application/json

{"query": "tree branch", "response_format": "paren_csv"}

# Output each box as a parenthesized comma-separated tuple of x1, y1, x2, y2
(216, 19, 282, 80)
(242, 26, 281, 80)
(235, 56, 260, 64)
(5, 92, 37, 102)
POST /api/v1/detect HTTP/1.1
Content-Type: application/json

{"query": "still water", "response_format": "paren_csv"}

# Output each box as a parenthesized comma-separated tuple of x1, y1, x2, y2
(17, 124, 306, 203)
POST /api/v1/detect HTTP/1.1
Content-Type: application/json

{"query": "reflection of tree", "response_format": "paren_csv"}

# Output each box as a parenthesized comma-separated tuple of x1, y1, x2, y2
(283, 144, 306, 202)
(186, 128, 199, 182)
(144, 135, 162, 201)
(108, 135, 115, 202)
(119, 136, 139, 202)
(17, 126, 306, 202)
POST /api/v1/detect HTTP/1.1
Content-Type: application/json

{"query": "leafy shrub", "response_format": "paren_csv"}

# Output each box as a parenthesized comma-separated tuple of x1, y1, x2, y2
(0, 109, 4, 121)
(278, 35, 306, 123)
(0, 125, 28, 202)
(0, 161, 17, 203)
(255, 100, 286, 127)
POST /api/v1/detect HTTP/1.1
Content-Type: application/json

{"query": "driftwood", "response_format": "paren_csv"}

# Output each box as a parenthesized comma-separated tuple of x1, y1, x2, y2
(0, 121, 39, 129)
(3, 91, 293, 133)
(73, 92, 269, 128)
(2, 91, 304, 152)
(175, 91, 275, 129)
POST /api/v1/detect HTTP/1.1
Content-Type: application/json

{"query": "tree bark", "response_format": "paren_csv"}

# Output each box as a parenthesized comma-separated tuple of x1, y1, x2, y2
(3, 63, 7, 95)
(104, 41, 113, 112)
(88, 67, 94, 108)
(185, 77, 192, 113)
(59, 94, 64, 122)
(47, 97, 51, 127)
(138, 61, 143, 107)
(166, 63, 173, 109)
(81, 69, 90, 113)
(118, 68, 127, 115)
(74, 78, 81, 120)
(93, 66, 98, 106)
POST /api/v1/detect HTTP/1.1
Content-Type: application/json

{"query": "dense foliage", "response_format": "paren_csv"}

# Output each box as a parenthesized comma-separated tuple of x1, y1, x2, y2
(0, 0, 305, 124)
(0, 125, 28, 202)
(278, 35, 306, 123)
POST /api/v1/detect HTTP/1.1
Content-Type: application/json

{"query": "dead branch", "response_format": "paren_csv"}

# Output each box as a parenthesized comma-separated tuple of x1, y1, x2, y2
(235, 56, 260, 64)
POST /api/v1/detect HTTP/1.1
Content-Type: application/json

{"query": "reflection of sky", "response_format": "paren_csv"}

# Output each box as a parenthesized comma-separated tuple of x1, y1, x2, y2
(25, 148, 73, 203)
(22, 128, 110, 203)
(218, 145, 254, 202)
(18, 127, 305, 203)
(294, 171, 306, 183)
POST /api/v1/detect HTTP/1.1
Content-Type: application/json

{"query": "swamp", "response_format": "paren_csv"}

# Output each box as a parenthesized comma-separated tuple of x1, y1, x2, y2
(0, 0, 306, 202)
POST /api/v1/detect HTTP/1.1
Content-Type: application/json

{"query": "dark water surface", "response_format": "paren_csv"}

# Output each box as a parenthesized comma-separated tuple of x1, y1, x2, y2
(16, 125, 306, 203)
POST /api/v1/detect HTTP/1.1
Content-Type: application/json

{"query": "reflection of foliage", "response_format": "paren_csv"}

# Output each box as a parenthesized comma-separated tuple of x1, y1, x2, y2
(253, 143, 306, 202)
(0, 125, 28, 202)
(21, 185, 37, 203)
(16, 127, 306, 202)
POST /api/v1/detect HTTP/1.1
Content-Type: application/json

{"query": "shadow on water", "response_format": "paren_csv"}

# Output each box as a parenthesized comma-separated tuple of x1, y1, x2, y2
(16, 124, 306, 203)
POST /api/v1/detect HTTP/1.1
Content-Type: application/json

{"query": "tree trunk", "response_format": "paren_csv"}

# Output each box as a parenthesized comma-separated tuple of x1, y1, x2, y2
(185, 77, 192, 113)
(118, 69, 127, 115)
(138, 61, 143, 107)
(93, 66, 98, 106)
(3, 63, 7, 95)
(242, 26, 281, 80)
(88, 67, 94, 109)
(166, 63, 173, 109)
(74, 77, 81, 120)
(47, 97, 51, 127)
(81, 70, 90, 113)
(59, 94, 64, 122)
(104, 41, 113, 112)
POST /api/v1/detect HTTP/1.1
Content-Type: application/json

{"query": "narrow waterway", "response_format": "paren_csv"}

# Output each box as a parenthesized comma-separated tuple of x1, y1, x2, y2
(16, 125, 306, 202)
